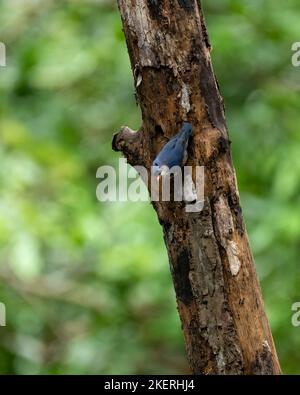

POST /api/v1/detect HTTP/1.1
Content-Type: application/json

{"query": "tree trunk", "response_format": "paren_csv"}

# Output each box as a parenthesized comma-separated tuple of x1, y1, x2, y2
(113, 0, 281, 375)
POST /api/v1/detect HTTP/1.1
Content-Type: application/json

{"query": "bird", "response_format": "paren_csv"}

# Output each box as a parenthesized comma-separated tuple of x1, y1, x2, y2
(151, 122, 193, 180)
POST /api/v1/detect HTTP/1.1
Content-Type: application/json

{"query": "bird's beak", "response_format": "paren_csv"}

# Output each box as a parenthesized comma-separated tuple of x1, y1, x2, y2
(154, 170, 162, 182)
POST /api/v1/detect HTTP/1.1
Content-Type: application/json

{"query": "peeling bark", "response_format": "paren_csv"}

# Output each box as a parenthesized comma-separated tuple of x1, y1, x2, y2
(113, 0, 281, 375)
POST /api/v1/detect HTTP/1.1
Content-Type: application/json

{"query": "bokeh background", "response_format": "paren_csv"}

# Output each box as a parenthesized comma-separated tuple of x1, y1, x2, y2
(0, 0, 300, 374)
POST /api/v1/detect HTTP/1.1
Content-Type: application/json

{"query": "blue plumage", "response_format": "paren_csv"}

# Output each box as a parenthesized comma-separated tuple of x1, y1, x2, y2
(152, 122, 192, 178)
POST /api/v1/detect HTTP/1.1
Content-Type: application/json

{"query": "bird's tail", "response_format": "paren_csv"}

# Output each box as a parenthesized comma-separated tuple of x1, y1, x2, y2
(175, 122, 193, 145)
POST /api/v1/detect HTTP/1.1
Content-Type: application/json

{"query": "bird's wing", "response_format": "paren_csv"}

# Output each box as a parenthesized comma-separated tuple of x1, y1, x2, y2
(154, 125, 192, 168)
(155, 139, 177, 165)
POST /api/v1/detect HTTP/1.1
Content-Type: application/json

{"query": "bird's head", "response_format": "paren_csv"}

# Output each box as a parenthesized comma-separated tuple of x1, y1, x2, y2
(151, 163, 169, 181)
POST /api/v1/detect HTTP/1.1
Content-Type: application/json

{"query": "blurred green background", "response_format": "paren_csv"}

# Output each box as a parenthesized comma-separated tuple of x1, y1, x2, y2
(0, 0, 299, 374)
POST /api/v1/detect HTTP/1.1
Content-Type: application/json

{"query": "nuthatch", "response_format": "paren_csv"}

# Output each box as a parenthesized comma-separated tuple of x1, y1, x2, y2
(151, 122, 193, 180)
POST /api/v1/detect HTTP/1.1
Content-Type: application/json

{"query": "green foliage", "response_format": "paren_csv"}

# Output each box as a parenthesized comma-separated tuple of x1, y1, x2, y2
(0, 0, 299, 374)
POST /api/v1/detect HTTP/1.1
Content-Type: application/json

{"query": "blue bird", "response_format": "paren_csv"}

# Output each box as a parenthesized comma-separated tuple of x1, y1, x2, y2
(152, 122, 193, 179)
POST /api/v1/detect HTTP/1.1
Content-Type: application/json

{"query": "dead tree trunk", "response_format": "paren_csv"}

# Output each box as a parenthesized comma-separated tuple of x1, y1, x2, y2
(113, 0, 281, 375)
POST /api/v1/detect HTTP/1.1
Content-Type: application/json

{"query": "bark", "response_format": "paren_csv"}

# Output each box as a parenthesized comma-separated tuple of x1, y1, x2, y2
(113, 0, 281, 375)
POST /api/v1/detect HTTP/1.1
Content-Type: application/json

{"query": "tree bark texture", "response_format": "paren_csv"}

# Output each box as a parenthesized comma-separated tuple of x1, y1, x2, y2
(113, 0, 281, 375)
